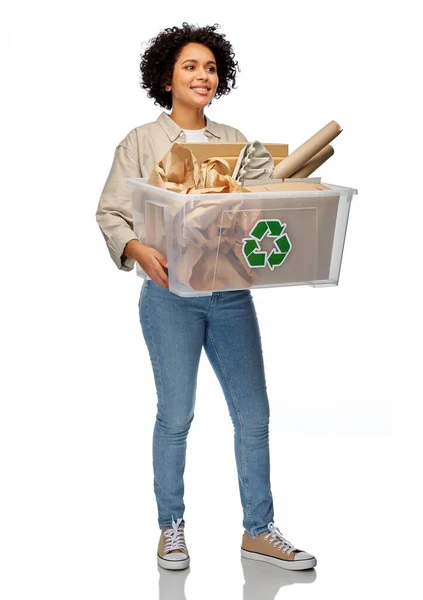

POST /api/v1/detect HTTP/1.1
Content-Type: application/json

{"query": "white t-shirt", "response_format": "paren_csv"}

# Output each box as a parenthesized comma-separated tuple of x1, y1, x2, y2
(183, 127, 209, 143)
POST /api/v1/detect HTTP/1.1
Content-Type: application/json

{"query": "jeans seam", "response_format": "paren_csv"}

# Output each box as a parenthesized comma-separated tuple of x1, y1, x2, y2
(205, 293, 216, 320)
(206, 326, 252, 520)
(143, 283, 163, 499)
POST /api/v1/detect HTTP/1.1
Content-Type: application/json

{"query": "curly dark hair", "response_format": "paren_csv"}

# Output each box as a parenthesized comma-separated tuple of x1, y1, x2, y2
(139, 22, 241, 110)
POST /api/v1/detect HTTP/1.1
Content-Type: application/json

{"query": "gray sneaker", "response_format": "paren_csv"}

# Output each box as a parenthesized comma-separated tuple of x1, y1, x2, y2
(157, 517, 190, 570)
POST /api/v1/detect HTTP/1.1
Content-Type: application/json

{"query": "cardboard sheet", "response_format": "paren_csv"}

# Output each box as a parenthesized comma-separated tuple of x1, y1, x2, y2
(244, 182, 331, 192)
(242, 183, 340, 282)
(180, 142, 289, 175)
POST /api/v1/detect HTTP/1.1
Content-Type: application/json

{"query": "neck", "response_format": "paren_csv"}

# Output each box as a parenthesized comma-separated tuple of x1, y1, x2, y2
(169, 103, 206, 130)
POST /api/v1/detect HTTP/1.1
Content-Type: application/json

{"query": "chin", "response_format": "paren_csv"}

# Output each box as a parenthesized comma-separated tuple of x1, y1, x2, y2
(190, 90, 214, 103)
(189, 99, 210, 109)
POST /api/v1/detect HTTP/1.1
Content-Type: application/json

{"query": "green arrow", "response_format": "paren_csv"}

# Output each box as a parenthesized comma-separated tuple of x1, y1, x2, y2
(243, 239, 259, 256)
(275, 234, 291, 253)
(242, 219, 292, 271)
(250, 221, 269, 239)
(267, 221, 284, 236)
(247, 251, 267, 267)
(268, 250, 288, 269)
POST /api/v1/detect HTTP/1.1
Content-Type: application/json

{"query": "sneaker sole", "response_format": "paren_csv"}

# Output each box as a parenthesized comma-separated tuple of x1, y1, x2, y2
(241, 548, 316, 570)
(157, 554, 190, 570)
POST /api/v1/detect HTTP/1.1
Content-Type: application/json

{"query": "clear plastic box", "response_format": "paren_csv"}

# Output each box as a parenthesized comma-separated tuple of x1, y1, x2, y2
(126, 177, 357, 297)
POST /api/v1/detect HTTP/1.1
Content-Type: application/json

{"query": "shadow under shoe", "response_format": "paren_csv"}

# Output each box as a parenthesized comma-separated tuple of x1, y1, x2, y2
(157, 517, 190, 571)
(241, 555, 316, 600)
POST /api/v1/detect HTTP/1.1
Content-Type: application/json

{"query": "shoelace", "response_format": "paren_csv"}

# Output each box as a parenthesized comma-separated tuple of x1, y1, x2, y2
(163, 517, 187, 552)
(264, 522, 297, 556)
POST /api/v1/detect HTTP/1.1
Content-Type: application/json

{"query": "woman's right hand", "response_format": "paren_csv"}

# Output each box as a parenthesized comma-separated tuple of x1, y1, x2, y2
(136, 245, 169, 288)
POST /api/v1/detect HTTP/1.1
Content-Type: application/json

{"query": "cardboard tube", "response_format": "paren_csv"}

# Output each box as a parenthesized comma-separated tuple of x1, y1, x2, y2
(272, 121, 342, 179)
(289, 145, 334, 178)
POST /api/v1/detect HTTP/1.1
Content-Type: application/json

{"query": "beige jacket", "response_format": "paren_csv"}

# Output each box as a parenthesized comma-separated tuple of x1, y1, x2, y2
(96, 110, 248, 271)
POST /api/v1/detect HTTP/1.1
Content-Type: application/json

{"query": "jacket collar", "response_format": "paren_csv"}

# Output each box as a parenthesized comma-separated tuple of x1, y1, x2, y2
(157, 111, 221, 142)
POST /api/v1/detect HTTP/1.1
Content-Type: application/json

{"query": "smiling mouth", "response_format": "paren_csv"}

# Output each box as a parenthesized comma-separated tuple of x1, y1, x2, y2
(191, 87, 210, 93)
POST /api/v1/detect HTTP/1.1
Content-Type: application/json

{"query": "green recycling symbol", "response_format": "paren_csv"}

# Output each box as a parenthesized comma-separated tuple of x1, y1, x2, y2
(242, 219, 292, 270)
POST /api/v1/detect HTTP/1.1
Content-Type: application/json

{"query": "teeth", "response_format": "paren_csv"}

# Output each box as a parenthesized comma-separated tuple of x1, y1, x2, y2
(192, 87, 209, 90)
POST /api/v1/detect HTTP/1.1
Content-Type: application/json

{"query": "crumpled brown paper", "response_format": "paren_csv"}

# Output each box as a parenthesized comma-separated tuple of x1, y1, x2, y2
(147, 143, 247, 194)
(147, 143, 260, 291)
(147, 143, 200, 193)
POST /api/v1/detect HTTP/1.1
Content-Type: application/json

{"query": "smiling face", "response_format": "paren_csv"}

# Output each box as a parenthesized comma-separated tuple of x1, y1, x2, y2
(166, 42, 219, 110)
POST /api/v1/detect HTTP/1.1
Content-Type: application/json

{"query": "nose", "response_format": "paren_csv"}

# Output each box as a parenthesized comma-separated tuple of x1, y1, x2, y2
(195, 67, 209, 79)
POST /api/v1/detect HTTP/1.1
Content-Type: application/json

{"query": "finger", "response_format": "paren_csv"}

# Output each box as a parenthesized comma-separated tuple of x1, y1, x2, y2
(153, 254, 166, 268)
(159, 267, 169, 287)
(156, 272, 168, 288)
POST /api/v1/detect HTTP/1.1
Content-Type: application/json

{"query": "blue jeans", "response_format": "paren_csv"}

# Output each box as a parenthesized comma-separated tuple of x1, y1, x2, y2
(138, 279, 274, 538)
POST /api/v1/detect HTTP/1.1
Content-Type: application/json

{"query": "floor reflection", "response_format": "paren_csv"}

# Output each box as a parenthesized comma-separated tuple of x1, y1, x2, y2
(158, 564, 190, 600)
(241, 557, 316, 599)
(157, 557, 316, 599)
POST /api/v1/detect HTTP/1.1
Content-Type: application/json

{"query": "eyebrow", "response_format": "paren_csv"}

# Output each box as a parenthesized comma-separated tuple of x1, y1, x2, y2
(181, 59, 216, 65)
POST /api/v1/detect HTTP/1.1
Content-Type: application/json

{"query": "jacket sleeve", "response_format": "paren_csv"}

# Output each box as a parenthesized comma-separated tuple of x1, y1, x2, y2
(234, 128, 248, 143)
(96, 142, 141, 272)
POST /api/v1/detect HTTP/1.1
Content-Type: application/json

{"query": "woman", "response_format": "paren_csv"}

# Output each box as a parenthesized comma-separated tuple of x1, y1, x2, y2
(96, 22, 316, 572)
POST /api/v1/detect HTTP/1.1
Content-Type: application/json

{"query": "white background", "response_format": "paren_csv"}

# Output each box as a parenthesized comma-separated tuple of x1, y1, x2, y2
(1, 0, 422, 598)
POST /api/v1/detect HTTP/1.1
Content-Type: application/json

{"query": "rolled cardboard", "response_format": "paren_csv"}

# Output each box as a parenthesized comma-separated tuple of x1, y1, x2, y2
(289, 145, 334, 178)
(272, 121, 342, 179)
